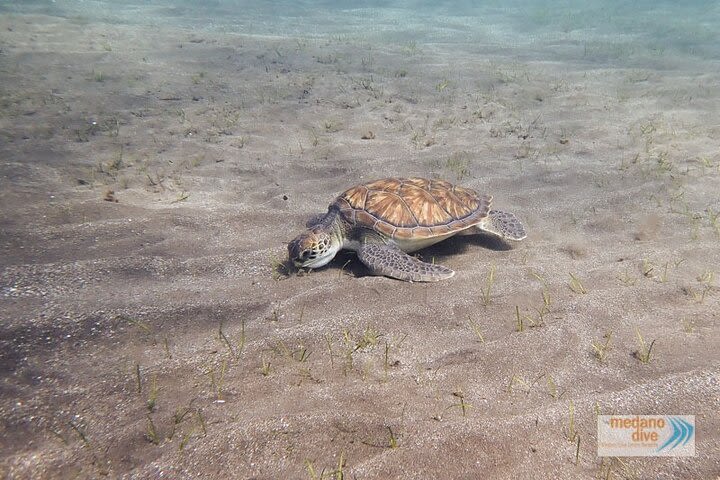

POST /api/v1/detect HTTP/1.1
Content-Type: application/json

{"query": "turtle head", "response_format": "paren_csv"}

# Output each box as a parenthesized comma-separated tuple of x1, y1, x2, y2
(288, 227, 341, 270)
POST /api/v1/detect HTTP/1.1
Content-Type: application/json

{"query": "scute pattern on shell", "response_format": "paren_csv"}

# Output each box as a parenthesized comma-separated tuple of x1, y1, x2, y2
(333, 177, 492, 240)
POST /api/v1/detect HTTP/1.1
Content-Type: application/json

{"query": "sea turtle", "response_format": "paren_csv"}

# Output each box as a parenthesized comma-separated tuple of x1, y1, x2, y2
(288, 177, 526, 282)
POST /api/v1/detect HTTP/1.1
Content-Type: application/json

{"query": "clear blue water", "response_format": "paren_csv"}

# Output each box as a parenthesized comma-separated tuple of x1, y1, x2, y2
(2, 0, 719, 66)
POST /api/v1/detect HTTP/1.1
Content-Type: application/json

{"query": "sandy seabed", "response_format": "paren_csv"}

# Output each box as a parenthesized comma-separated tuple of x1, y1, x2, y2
(1, 6, 719, 479)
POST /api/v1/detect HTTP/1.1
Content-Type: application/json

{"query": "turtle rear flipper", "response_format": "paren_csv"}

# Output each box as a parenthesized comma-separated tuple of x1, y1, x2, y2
(479, 210, 527, 241)
(357, 243, 454, 282)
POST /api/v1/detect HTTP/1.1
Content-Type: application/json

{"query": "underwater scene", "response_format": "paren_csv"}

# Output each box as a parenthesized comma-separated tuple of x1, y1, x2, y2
(1, 0, 718, 478)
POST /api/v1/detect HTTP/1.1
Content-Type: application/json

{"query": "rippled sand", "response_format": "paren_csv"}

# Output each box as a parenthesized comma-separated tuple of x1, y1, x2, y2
(1, 6, 719, 479)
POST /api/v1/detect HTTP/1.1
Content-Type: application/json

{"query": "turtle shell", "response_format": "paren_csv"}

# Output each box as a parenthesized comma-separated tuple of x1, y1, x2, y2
(332, 177, 492, 240)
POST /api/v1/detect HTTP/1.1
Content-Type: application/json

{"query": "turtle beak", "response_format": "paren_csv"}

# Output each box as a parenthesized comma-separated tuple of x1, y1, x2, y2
(288, 237, 309, 267)
(302, 254, 333, 269)
(288, 238, 301, 263)
(288, 234, 319, 268)
(288, 231, 337, 269)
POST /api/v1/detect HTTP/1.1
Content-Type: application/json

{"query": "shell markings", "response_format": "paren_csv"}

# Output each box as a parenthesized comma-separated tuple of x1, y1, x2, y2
(334, 177, 492, 240)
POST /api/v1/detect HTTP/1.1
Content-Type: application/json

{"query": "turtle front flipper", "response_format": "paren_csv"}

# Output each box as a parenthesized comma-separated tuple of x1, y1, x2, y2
(357, 243, 455, 282)
(479, 210, 527, 241)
